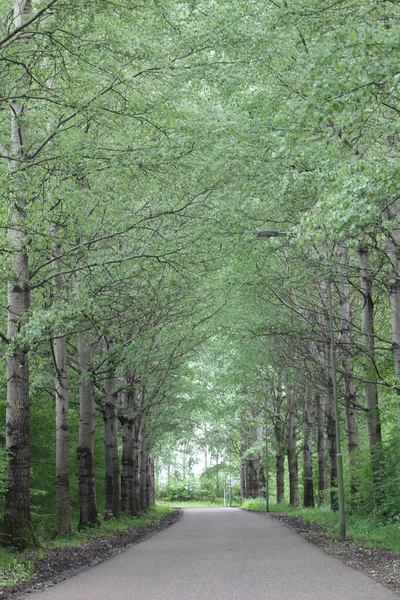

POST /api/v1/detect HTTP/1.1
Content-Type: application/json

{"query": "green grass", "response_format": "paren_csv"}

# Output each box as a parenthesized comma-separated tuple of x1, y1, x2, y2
(241, 499, 400, 552)
(49, 505, 171, 547)
(0, 552, 34, 588)
(158, 499, 236, 508)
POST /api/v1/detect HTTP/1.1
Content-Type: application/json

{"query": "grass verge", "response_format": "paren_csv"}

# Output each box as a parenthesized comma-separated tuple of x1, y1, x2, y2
(241, 499, 400, 552)
(157, 500, 230, 508)
(0, 505, 171, 590)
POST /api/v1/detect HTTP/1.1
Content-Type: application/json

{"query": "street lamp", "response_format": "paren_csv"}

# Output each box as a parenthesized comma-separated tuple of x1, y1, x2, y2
(257, 230, 346, 540)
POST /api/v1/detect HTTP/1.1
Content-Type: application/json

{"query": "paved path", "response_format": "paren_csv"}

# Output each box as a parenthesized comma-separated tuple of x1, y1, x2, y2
(28, 508, 398, 600)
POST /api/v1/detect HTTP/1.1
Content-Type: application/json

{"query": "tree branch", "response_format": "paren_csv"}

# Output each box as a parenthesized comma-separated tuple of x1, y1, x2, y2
(0, 0, 59, 49)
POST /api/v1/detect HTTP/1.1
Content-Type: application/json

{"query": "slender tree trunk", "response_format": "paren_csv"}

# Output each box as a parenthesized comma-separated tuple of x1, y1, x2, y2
(52, 228, 71, 535)
(316, 393, 328, 506)
(146, 455, 152, 508)
(133, 423, 141, 511)
(302, 389, 314, 508)
(274, 399, 285, 503)
(77, 336, 98, 527)
(327, 384, 338, 511)
(338, 246, 359, 507)
(256, 423, 265, 498)
(287, 389, 299, 506)
(358, 246, 383, 506)
(140, 430, 147, 510)
(2, 0, 34, 548)
(53, 333, 70, 534)
(103, 358, 120, 518)
(386, 217, 400, 435)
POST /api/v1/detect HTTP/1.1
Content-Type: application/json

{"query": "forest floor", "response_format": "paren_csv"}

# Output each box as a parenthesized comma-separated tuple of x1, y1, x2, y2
(268, 511, 400, 595)
(0, 509, 183, 600)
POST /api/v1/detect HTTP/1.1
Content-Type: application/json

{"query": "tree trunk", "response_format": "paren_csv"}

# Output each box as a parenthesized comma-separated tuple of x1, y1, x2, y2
(287, 389, 299, 506)
(146, 455, 153, 508)
(386, 216, 400, 435)
(77, 336, 98, 527)
(327, 384, 338, 511)
(256, 423, 265, 499)
(316, 393, 328, 506)
(53, 333, 71, 534)
(133, 423, 141, 511)
(140, 430, 147, 510)
(302, 389, 314, 508)
(240, 461, 245, 501)
(52, 228, 71, 535)
(2, 0, 34, 549)
(274, 398, 285, 503)
(103, 359, 120, 518)
(120, 383, 138, 516)
(338, 245, 359, 506)
(358, 246, 383, 506)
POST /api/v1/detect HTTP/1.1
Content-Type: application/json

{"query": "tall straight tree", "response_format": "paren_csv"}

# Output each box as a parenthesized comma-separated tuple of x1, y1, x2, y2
(102, 339, 120, 519)
(77, 334, 98, 527)
(2, 0, 34, 547)
(357, 245, 382, 507)
(52, 225, 71, 534)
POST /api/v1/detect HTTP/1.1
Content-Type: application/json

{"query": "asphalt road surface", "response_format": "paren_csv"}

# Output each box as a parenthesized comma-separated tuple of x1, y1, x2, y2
(28, 508, 397, 600)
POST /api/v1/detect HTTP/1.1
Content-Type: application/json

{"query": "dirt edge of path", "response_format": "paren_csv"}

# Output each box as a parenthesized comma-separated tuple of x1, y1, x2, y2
(1, 509, 183, 600)
(265, 511, 400, 595)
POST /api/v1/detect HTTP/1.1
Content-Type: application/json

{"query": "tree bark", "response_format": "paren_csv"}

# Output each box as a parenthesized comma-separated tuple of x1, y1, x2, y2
(140, 429, 147, 510)
(385, 205, 400, 435)
(358, 246, 383, 506)
(327, 384, 338, 511)
(302, 389, 314, 508)
(146, 455, 153, 508)
(287, 388, 299, 507)
(52, 228, 71, 535)
(77, 335, 98, 527)
(103, 357, 120, 518)
(274, 399, 285, 503)
(2, 0, 34, 549)
(316, 393, 328, 506)
(53, 333, 71, 534)
(338, 245, 359, 506)
(120, 383, 139, 516)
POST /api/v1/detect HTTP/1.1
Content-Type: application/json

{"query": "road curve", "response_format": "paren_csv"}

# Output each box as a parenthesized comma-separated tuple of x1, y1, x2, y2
(27, 508, 397, 600)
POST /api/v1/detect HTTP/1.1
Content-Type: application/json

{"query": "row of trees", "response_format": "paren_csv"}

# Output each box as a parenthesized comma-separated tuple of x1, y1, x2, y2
(2, 0, 400, 548)
(223, 1, 400, 519)
(0, 0, 238, 546)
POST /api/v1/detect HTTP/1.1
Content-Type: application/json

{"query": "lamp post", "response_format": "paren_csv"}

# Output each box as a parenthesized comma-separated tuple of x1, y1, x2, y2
(257, 230, 346, 540)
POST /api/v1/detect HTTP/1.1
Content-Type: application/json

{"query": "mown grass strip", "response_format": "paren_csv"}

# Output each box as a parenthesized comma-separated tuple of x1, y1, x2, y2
(241, 499, 400, 552)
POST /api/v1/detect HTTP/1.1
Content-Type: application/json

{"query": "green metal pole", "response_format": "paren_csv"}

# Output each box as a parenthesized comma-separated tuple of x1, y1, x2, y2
(327, 283, 346, 541)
